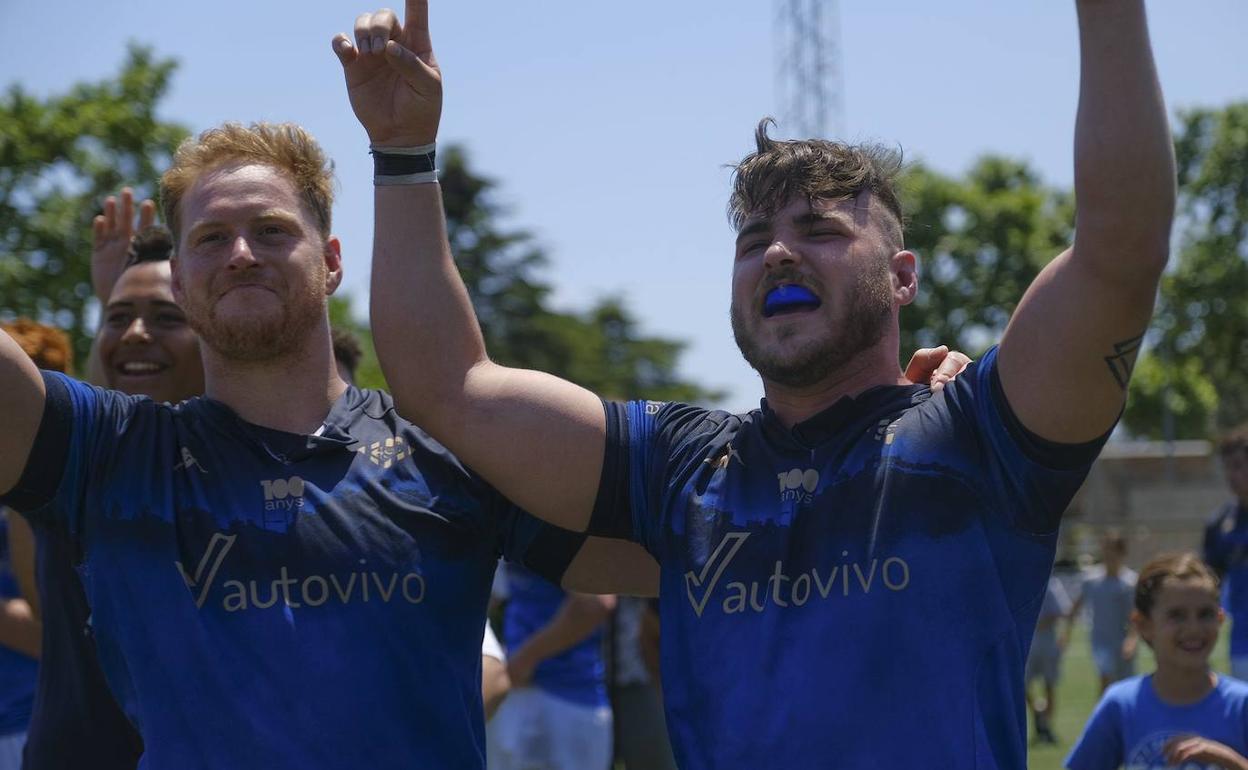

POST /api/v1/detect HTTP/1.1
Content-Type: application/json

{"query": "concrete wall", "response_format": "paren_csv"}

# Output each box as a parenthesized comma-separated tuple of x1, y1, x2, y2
(1061, 440, 1232, 567)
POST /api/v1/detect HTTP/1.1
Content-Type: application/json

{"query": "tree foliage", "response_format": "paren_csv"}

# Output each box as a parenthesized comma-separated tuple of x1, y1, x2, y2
(0, 45, 188, 363)
(898, 104, 1248, 440)
(439, 146, 720, 404)
(899, 156, 1073, 356)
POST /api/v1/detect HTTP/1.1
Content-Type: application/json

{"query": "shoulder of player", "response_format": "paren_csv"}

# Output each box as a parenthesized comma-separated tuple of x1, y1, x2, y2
(1102, 675, 1147, 707)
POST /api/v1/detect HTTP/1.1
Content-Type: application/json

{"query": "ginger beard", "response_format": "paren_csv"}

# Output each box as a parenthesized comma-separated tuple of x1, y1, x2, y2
(731, 258, 893, 389)
(179, 258, 328, 363)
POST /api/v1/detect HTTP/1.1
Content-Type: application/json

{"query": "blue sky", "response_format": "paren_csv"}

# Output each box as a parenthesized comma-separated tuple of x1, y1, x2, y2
(2, 1, 1244, 409)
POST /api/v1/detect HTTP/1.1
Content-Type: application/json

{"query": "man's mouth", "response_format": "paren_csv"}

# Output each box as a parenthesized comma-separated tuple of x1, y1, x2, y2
(763, 284, 822, 318)
(116, 361, 169, 377)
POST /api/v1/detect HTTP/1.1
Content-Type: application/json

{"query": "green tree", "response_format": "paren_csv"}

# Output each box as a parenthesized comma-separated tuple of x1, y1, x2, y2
(0, 45, 188, 364)
(439, 145, 719, 404)
(899, 156, 1074, 358)
(1124, 103, 1248, 438)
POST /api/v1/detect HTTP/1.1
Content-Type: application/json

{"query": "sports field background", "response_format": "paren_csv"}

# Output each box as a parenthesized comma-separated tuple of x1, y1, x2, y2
(1025, 620, 1232, 770)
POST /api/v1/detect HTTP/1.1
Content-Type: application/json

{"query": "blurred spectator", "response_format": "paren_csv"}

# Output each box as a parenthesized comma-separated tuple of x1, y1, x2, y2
(1066, 530, 1138, 693)
(609, 596, 677, 770)
(487, 562, 615, 770)
(1205, 423, 1248, 680)
(482, 620, 510, 720)
(1026, 574, 1073, 745)
(331, 327, 363, 386)
(1065, 553, 1248, 770)
(0, 320, 73, 377)
(0, 320, 71, 769)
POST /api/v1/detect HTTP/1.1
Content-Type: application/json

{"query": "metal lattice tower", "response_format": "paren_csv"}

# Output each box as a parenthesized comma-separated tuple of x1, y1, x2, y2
(774, 0, 844, 140)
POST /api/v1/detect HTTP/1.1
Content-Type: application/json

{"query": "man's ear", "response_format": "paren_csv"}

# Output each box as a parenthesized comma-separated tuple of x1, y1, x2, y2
(891, 250, 918, 306)
(324, 236, 343, 295)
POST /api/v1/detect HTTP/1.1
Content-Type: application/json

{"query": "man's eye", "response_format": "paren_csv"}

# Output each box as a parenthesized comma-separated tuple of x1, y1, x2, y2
(105, 313, 132, 328)
(155, 313, 186, 326)
(196, 232, 224, 245)
(258, 224, 288, 237)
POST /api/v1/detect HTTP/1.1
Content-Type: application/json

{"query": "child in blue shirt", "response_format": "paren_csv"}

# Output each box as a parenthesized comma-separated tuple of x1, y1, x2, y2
(1066, 552, 1248, 770)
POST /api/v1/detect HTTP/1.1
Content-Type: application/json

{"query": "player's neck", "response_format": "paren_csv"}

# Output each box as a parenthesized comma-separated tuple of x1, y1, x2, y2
(1151, 665, 1216, 706)
(761, 346, 907, 429)
(201, 326, 348, 435)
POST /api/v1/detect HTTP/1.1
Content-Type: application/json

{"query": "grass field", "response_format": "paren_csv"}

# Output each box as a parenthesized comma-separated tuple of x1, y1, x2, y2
(1025, 621, 1231, 770)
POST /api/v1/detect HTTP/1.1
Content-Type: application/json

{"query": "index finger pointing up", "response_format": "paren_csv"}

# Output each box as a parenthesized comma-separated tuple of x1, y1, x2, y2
(403, 0, 432, 55)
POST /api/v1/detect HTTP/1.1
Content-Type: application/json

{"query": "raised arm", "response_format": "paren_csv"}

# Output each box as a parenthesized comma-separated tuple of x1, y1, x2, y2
(91, 188, 156, 307)
(333, 2, 607, 531)
(997, 0, 1175, 441)
(0, 331, 48, 498)
(87, 188, 157, 386)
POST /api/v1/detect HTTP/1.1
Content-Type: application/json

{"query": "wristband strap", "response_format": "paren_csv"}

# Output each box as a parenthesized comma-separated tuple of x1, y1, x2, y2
(371, 143, 438, 185)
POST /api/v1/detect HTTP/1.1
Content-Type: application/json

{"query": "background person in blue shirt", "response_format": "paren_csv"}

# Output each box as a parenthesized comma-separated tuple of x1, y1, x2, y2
(1066, 553, 1248, 770)
(487, 562, 614, 770)
(1204, 425, 1248, 680)
(1068, 530, 1140, 695)
(335, 0, 1176, 766)
(1028, 574, 1075, 745)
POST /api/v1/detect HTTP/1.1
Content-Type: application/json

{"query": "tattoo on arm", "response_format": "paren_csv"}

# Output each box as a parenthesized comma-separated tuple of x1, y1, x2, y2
(1104, 332, 1145, 391)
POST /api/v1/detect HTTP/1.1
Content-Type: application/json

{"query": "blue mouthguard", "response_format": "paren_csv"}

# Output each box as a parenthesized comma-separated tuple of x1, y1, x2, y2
(763, 284, 821, 317)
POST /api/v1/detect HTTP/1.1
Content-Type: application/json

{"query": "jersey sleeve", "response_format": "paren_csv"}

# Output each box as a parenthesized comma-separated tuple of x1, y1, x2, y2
(494, 502, 586, 588)
(0, 372, 139, 536)
(945, 345, 1111, 535)
(1064, 691, 1124, 770)
(588, 399, 718, 560)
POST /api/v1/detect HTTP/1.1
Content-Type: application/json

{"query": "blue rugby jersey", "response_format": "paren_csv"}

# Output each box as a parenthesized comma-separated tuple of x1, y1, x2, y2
(1, 373, 577, 770)
(1067, 675, 1248, 770)
(500, 562, 608, 708)
(592, 346, 1105, 769)
(23, 525, 143, 769)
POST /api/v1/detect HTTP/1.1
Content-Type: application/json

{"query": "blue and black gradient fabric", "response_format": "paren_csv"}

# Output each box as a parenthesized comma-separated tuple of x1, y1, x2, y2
(592, 346, 1107, 770)
(1, 373, 575, 770)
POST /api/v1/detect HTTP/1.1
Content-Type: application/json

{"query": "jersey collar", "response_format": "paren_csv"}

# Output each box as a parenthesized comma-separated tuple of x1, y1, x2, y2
(760, 384, 928, 449)
(193, 386, 375, 462)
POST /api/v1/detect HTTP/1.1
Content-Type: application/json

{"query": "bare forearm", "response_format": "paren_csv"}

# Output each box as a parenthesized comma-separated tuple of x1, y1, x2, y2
(511, 596, 612, 668)
(371, 183, 489, 423)
(1073, 0, 1175, 266)
(0, 331, 48, 495)
(0, 600, 40, 659)
(481, 655, 510, 719)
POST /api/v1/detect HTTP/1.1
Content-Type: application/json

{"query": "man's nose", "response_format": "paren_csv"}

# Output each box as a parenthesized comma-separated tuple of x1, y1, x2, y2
(764, 239, 801, 271)
(121, 316, 150, 343)
(227, 236, 259, 269)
